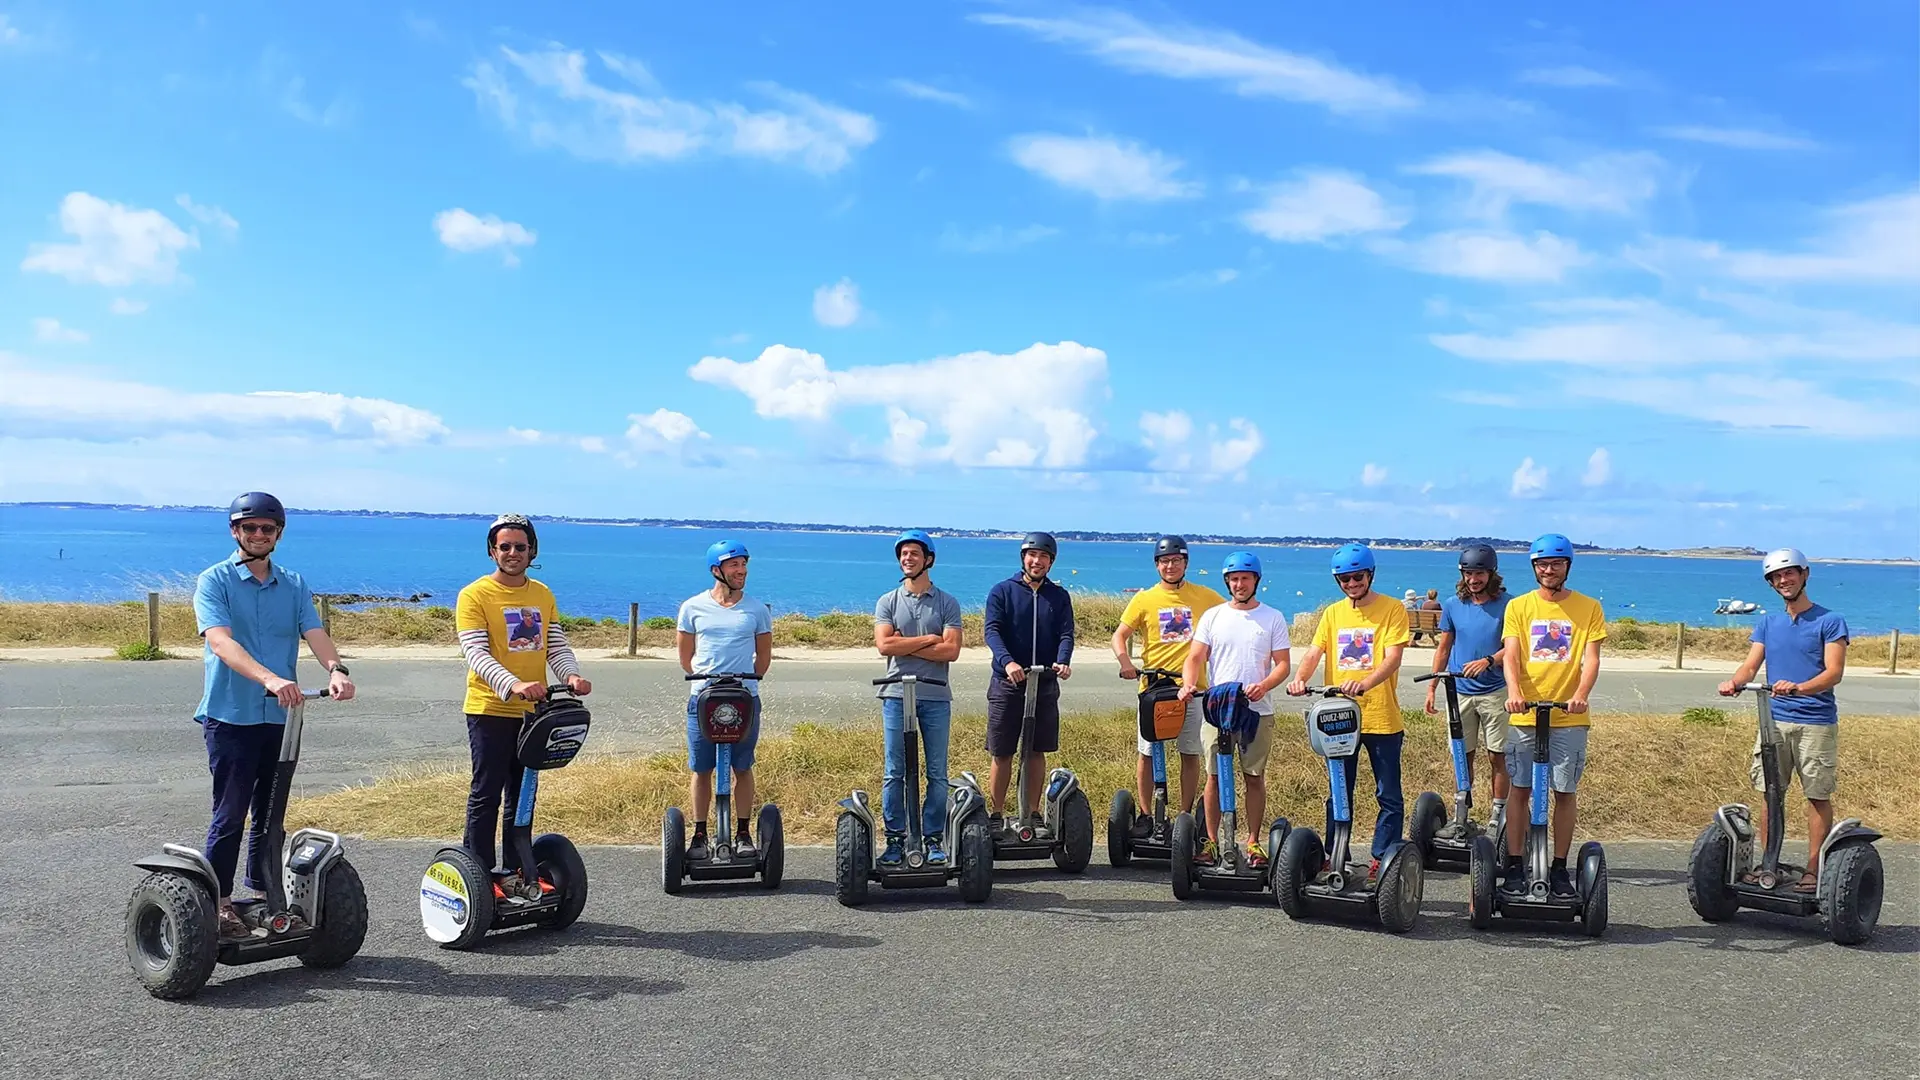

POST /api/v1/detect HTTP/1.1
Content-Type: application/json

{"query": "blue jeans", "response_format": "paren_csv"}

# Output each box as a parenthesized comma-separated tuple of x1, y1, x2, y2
(685, 695, 762, 772)
(882, 697, 952, 837)
(1325, 731, 1405, 860)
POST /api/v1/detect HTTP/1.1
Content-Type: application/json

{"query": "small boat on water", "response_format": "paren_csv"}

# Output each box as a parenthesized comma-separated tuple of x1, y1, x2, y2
(1714, 598, 1762, 615)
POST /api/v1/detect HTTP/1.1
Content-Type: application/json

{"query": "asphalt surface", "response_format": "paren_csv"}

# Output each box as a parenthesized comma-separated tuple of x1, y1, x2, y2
(2, 660, 1916, 1079)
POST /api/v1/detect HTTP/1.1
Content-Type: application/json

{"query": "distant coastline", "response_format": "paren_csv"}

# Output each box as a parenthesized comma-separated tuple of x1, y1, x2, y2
(6, 501, 1914, 566)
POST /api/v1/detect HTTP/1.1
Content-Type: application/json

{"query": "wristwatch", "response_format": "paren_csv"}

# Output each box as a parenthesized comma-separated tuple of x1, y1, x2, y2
(328, 662, 351, 676)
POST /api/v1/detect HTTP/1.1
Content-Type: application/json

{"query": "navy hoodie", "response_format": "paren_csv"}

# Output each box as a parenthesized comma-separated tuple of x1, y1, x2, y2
(984, 573, 1075, 679)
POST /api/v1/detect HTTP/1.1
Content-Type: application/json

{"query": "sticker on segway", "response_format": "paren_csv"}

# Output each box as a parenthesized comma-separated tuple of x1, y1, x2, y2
(1156, 606, 1194, 645)
(425, 861, 469, 898)
(420, 863, 471, 943)
(1335, 628, 1374, 670)
(504, 607, 544, 653)
(1529, 620, 1574, 663)
(539, 724, 588, 765)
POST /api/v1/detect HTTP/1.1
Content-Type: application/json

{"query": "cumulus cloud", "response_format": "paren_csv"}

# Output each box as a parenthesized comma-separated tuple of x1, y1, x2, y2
(1139, 410, 1194, 470)
(624, 408, 710, 454)
(1241, 169, 1405, 242)
(1008, 133, 1200, 202)
(32, 318, 88, 344)
(434, 208, 537, 265)
(812, 279, 862, 327)
(1207, 418, 1263, 476)
(21, 193, 198, 287)
(1361, 462, 1388, 487)
(175, 195, 240, 236)
(1511, 457, 1549, 498)
(1582, 447, 1611, 486)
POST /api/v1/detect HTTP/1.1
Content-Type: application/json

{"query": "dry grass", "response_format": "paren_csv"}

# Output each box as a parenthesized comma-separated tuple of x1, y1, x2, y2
(289, 708, 1920, 845)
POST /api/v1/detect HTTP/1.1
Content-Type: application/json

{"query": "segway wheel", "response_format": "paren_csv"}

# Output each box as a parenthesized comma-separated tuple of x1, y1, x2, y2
(421, 846, 494, 951)
(1822, 841, 1883, 946)
(533, 833, 589, 930)
(1684, 824, 1740, 923)
(834, 812, 871, 908)
(1169, 812, 1197, 901)
(756, 804, 785, 890)
(662, 806, 687, 896)
(1055, 788, 1094, 874)
(1265, 817, 1291, 890)
(1275, 827, 1323, 920)
(299, 855, 368, 968)
(125, 871, 219, 999)
(1107, 790, 1135, 868)
(958, 816, 993, 904)
(1577, 840, 1609, 939)
(1410, 791, 1447, 872)
(1375, 847, 1423, 935)
(1467, 834, 1498, 930)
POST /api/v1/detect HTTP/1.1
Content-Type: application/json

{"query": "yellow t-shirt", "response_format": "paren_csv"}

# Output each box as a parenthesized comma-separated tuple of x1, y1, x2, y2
(1502, 589, 1607, 728)
(456, 576, 559, 717)
(1120, 580, 1226, 688)
(1312, 593, 1411, 735)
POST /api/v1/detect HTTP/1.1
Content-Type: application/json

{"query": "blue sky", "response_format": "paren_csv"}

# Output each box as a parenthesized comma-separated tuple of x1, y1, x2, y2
(2, 3, 1916, 556)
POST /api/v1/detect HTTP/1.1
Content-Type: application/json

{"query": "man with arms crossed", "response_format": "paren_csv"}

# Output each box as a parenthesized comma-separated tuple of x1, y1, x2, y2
(873, 530, 964, 867)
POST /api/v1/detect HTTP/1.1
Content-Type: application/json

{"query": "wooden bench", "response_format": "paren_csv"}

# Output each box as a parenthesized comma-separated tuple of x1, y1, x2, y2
(1408, 608, 1442, 646)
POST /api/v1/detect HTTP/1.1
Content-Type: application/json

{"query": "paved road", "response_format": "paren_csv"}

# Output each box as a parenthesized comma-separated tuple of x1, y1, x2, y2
(1, 663, 1916, 1079)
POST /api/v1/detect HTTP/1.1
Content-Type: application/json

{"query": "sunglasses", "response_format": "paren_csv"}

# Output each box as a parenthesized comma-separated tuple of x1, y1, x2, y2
(494, 542, 531, 554)
(236, 523, 280, 536)
(1334, 571, 1369, 584)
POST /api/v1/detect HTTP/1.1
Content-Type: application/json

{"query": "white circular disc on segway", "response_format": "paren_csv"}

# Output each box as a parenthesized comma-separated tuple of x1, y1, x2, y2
(419, 859, 473, 943)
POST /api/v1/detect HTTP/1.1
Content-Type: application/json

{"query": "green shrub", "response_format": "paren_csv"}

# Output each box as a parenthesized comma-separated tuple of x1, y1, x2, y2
(425, 605, 454, 619)
(555, 614, 598, 631)
(600, 616, 620, 627)
(120, 600, 145, 610)
(786, 623, 821, 643)
(643, 616, 676, 630)
(1681, 706, 1729, 728)
(115, 641, 171, 661)
(1613, 624, 1650, 648)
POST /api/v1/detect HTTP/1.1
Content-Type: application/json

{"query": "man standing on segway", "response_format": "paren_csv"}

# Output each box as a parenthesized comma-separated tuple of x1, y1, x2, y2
(983, 532, 1075, 834)
(1286, 542, 1410, 884)
(678, 539, 774, 861)
(1178, 551, 1290, 867)
(192, 492, 356, 940)
(873, 530, 965, 868)
(1113, 535, 1223, 837)
(1499, 533, 1606, 898)
(455, 514, 591, 892)
(1425, 544, 1514, 839)
(1718, 547, 1849, 894)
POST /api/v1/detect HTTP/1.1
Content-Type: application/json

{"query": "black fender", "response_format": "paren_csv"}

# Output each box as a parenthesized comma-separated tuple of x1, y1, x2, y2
(135, 853, 217, 895)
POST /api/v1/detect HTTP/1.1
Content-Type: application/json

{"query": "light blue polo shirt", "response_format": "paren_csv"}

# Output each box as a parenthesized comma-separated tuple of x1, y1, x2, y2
(193, 556, 322, 726)
(1752, 603, 1849, 725)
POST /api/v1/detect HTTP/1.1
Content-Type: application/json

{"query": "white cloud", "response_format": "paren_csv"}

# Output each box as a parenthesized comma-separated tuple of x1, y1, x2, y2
(1511, 457, 1548, 498)
(507, 426, 543, 443)
(0, 353, 449, 445)
(1582, 447, 1611, 487)
(689, 341, 1108, 469)
(110, 298, 148, 316)
(812, 279, 863, 327)
(1361, 462, 1388, 487)
(32, 318, 88, 344)
(433, 208, 538, 265)
(888, 79, 972, 109)
(1650, 125, 1818, 151)
(939, 223, 1060, 254)
(1139, 410, 1193, 470)
(577, 435, 609, 454)
(1208, 419, 1264, 476)
(1125, 231, 1179, 246)
(1405, 149, 1662, 218)
(1564, 372, 1914, 438)
(1628, 188, 1919, 282)
(466, 46, 878, 174)
(1379, 230, 1589, 282)
(972, 10, 1418, 113)
(1241, 169, 1405, 242)
(175, 195, 239, 236)
(1517, 65, 1619, 88)
(262, 49, 352, 128)
(624, 408, 709, 453)
(1156, 267, 1240, 290)
(21, 193, 198, 287)
(1008, 133, 1200, 202)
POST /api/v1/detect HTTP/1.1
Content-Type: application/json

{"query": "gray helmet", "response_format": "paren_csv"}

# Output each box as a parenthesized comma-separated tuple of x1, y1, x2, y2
(1154, 535, 1189, 561)
(1761, 547, 1809, 579)
(1458, 544, 1498, 572)
(1020, 532, 1057, 558)
(487, 513, 538, 557)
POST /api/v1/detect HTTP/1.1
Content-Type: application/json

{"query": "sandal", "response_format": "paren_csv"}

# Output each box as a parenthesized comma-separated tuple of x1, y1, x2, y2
(1792, 872, 1818, 894)
(217, 903, 252, 940)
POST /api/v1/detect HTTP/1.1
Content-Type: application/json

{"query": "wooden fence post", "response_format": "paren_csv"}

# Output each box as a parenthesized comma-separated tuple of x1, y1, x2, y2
(1673, 622, 1685, 670)
(147, 591, 160, 649)
(319, 596, 333, 635)
(628, 602, 640, 657)
(1891, 628, 1902, 675)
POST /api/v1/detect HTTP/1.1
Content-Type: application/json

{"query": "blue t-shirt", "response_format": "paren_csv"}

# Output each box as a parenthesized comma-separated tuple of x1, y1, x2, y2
(1752, 603, 1849, 725)
(193, 556, 323, 726)
(678, 591, 774, 697)
(1438, 591, 1510, 696)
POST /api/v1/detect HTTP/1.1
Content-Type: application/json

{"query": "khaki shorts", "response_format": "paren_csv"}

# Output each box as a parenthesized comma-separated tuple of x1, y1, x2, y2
(1751, 721, 1837, 801)
(1457, 691, 1512, 755)
(1202, 712, 1277, 777)
(1137, 695, 1205, 757)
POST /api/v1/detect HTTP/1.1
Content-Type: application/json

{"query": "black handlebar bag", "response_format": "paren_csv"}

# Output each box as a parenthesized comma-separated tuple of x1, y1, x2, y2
(1138, 675, 1186, 743)
(517, 695, 592, 770)
(695, 679, 755, 745)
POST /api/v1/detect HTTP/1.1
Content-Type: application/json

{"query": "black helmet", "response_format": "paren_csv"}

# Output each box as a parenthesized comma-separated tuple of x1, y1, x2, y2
(1459, 544, 1498, 572)
(227, 492, 286, 528)
(487, 513, 538, 557)
(1019, 531, 1057, 558)
(1153, 535, 1189, 561)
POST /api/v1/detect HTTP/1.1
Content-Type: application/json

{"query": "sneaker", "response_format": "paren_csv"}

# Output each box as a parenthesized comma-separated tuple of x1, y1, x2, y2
(734, 831, 757, 859)
(216, 903, 251, 941)
(1435, 821, 1467, 841)
(687, 834, 711, 862)
(1550, 867, 1575, 898)
(1196, 839, 1218, 865)
(1130, 813, 1153, 838)
(925, 835, 947, 866)
(879, 835, 905, 868)
(1501, 863, 1528, 896)
(1029, 813, 1050, 839)
(1246, 841, 1269, 869)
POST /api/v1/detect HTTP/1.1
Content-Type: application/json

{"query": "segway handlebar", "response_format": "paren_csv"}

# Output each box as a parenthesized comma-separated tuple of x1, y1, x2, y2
(1413, 671, 1454, 685)
(1126, 667, 1183, 682)
(1018, 665, 1060, 678)
(263, 688, 330, 700)
(873, 675, 948, 687)
(1725, 683, 1775, 698)
(686, 672, 762, 681)
(1520, 699, 1569, 710)
(1290, 685, 1355, 699)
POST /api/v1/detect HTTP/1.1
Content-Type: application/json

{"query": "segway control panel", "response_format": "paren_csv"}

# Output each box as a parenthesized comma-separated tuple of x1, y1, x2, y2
(1306, 696, 1361, 758)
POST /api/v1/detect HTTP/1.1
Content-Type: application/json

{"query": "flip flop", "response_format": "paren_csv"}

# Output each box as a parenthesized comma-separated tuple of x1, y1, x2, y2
(1792, 873, 1818, 894)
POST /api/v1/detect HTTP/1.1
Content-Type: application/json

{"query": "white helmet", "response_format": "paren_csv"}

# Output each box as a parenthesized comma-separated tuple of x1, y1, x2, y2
(1761, 547, 1809, 579)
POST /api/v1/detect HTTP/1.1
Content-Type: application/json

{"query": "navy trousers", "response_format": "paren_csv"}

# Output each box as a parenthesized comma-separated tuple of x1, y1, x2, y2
(465, 714, 527, 871)
(203, 720, 284, 897)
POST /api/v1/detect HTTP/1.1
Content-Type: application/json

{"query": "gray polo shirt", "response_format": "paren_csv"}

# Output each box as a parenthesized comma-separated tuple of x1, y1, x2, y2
(874, 583, 963, 701)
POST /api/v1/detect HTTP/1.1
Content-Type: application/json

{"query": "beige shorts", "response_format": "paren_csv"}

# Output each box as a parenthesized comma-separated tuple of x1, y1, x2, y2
(1751, 721, 1837, 801)
(1457, 691, 1512, 755)
(1202, 712, 1277, 777)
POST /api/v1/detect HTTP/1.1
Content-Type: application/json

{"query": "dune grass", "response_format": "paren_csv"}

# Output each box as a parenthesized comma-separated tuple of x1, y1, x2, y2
(288, 708, 1920, 845)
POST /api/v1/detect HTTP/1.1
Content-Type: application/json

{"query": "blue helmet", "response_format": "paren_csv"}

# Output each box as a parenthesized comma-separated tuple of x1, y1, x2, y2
(706, 539, 750, 569)
(1331, 542, 1376, 575)
(1222, 551, 1262, 578)
(894, 529, 935, 564)
(1529, 533, 1575, 562)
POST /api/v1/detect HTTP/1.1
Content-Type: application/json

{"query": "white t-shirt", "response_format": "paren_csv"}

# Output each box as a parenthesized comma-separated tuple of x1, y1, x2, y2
(1195, 602, 1292, 715)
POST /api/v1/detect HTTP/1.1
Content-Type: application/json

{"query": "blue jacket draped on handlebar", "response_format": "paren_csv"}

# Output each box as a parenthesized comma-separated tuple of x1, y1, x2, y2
(983, 573, 1075, 680)
(1203, 682, 1261, 749)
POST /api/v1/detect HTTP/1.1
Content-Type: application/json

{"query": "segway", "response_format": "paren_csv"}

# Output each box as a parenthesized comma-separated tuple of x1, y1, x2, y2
(1465, 700, 1607, 937)
(1169, 684, 1291, 902)
(1685, 685, 1883, 944)
(125, 688, 368, 999)
(1273, 688, 1423, 933)
(420, 684, 592, 949)
(662, 672, 784, 892)
(835, 674, 992, 905)
(955, 665, 1092, 872)
(1408, 671, 1496, 873)
(1108, 668, 1189, 867)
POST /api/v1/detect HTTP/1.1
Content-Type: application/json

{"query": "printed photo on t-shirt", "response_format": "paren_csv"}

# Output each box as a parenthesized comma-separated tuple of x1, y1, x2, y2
(1530, 619, 1573, 662)
(505, 607, 544, 652)
(1336, 627, 1375, 670)
(1157, 606, 1194, 644)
